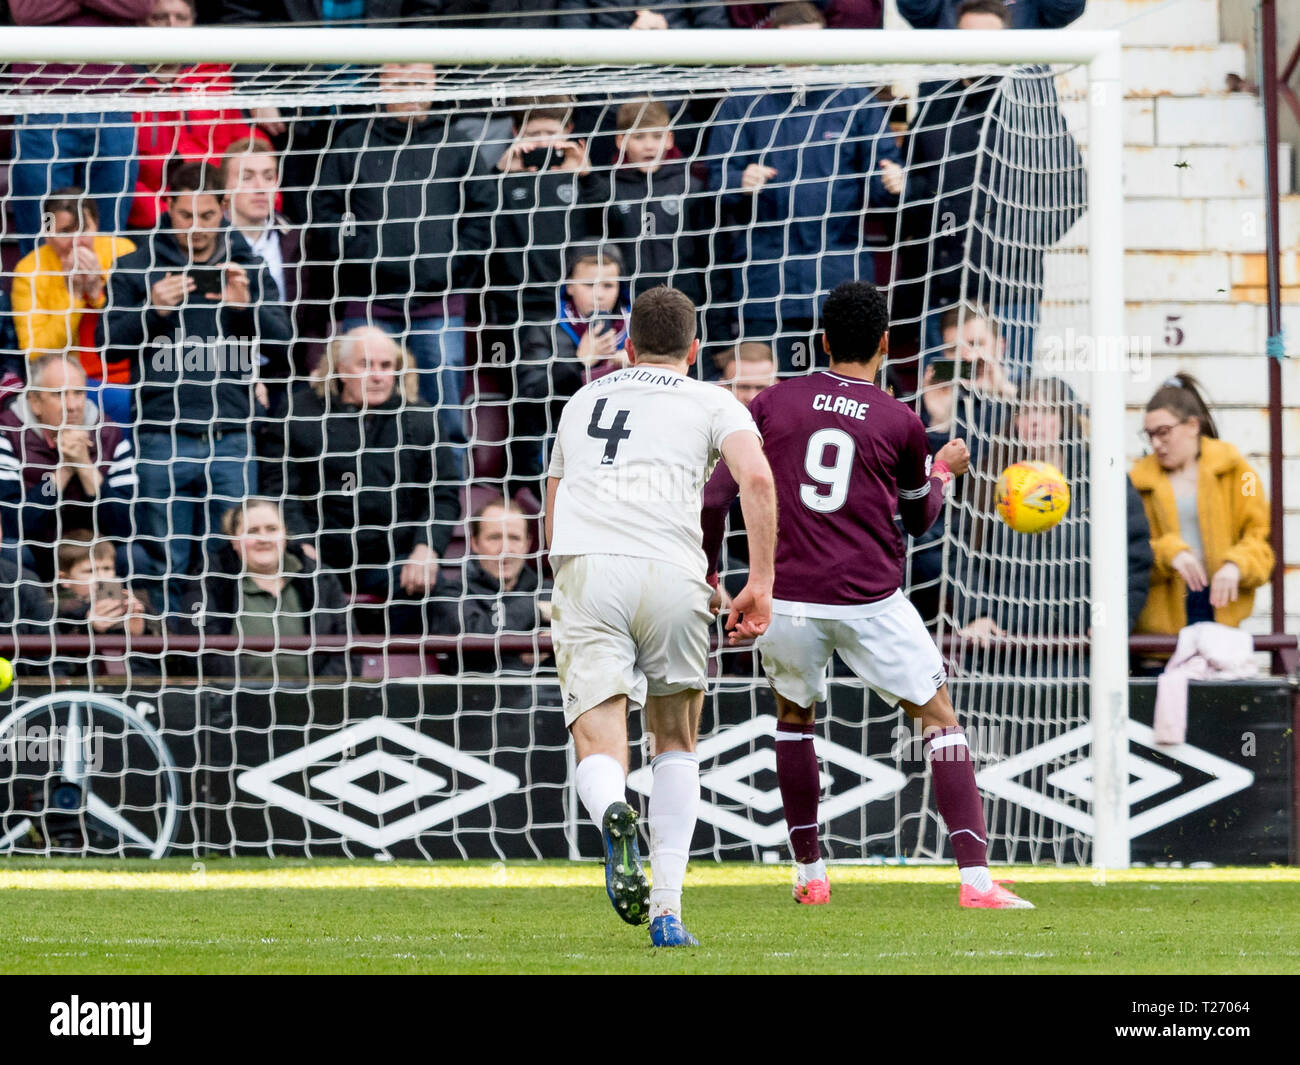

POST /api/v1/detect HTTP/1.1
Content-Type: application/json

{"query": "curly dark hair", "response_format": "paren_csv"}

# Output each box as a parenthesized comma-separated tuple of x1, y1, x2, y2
(820, 281, 890, 366)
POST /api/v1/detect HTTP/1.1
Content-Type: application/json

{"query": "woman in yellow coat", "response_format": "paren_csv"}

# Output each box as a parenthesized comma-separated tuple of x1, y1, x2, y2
(1130, 373, 1273, 634)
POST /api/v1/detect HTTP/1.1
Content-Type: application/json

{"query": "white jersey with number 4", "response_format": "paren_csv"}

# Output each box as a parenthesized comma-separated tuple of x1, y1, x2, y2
(548, 365, 759, 580)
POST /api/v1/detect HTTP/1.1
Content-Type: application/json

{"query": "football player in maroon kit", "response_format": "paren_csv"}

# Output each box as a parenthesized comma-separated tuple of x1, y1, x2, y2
(702, 280, 1033, 909)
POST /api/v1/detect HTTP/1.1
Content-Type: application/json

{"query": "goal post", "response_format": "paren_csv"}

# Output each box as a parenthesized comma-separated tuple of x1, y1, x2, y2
(0, 27, 1127, 867)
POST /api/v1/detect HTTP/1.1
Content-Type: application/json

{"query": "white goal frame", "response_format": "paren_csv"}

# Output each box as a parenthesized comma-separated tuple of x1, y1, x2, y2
(0, 26, 1129, 869)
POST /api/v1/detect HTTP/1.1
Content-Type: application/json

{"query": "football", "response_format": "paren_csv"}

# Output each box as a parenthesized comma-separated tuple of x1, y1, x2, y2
(995, 460, 1071, 534)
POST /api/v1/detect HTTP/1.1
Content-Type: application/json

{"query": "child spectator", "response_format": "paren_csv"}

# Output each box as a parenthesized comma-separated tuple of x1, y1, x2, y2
(1131, 374, 1273, 636)
(512, 245, 630, 494)
(430, 497, 552, 675)
(604, 98, 708, 306)
(178, 498, 351, 683)
(55, 533, 152, 645)
(474, 95, 609, 331)
(9, 190, 135, 424)
(128, 0, 254, 230)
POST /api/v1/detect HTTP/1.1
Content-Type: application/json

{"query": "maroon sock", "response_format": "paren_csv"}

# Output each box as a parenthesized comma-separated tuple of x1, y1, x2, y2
(776, 721, 821, 864)
(924, 726, 989, 868)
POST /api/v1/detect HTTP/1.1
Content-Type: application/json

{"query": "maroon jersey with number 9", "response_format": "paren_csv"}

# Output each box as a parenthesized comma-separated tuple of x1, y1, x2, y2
(727, 369, 944, 606)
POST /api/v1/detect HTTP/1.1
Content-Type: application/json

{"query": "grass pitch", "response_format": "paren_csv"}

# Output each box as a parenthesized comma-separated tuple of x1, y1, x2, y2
(2, 860, 1298, 975)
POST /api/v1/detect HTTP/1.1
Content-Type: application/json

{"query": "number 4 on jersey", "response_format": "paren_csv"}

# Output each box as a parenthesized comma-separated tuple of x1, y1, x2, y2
(587, 398, 632, 465)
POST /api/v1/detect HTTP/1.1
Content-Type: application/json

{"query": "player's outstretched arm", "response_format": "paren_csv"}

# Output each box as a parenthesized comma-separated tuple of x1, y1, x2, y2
(720, 430, 776, 644)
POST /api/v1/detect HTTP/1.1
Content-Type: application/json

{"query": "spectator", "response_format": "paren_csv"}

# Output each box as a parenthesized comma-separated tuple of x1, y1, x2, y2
(430, 497, 552, 674)
(708, 342, 776, 602)
(1131, 373, 1273, 636)
(99, 160, 291, 615)
(727, 1, 883, 28)
(222, 138, 298, 308)
(8, 0, 151, 253)
(9, 189, 136, 424)
(956, 377, 1152, 674)
(260, 327, 461, 634)
(53, 532, 159, 679)
(939, 303, 1020, 398)
(890, 0, 1085, 369)
(217, 0, 442, 26)
(178, 497, 351, 682)
(474, 95, 608, 331)
(512, 245, 630, 494)
(0, 354, 135, 583)
(222, 137, 307, 396)
(312, 62, 486, 443)
(438, 1, 557, 27)
(898, 0, 1085, 30)
(559, 0, 728, 28)
(0, 551, 55, 674)
(128, 0, 254, 230)
(604, 97, 709, 306)
(707, 2, 900, 374)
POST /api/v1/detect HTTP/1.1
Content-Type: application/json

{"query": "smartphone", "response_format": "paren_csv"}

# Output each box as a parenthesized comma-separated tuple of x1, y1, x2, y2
(588, 312, 621, 333)
(520, 145, 554, 171)
(94, 579, 126, 604)
(187, 266, 225, 299)
(930, 358, 975, 384)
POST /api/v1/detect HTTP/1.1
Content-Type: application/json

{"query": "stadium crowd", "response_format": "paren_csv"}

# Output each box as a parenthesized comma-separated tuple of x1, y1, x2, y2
(0, 0, 1274, 683)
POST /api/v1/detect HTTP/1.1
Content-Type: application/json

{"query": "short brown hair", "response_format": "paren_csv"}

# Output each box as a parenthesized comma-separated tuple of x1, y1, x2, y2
(769, 2, 825, 28)
(167, 159, 225, 198)
(510, 94, 574, 131)
(56, 530, 115, 576)
(629, 286, 697, 363)
(43, 186, 98, 229)
(221, 497, 283, 538)
(939, 302, 996, 338)
(221, 136, 277, 183)
(714, 341, 775, 376)
(616, 98, 671, 134)
(469, 496, 531, 541)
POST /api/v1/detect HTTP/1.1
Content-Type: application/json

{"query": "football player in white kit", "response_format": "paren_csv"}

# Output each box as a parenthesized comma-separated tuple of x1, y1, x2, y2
(545, 286, 777, 948)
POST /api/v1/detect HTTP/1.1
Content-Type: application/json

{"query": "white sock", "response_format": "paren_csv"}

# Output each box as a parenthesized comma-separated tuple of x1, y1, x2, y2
(796, 859, 827, 884)
(960, 865, 994, 893)
(647, 750, 699, 920)
(575, 753, 627, 827)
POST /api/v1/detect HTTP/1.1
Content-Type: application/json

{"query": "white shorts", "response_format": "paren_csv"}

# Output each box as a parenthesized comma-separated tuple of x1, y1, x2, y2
(756, 590, 946, 708)
(551, 554, 712, 727)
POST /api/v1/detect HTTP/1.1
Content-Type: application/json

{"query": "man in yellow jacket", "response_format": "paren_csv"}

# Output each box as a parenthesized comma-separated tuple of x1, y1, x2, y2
(1131, 375, 1274, 634)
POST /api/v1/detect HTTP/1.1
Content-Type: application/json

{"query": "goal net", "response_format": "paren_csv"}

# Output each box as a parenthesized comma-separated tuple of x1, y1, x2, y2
(0, 28, 1127, 866)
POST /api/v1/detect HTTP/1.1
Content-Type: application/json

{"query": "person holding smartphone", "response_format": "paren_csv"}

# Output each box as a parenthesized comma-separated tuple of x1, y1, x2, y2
(511, 245, 631, 500)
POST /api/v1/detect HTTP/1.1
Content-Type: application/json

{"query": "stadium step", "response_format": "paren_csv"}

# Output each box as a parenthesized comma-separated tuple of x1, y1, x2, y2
(1075, 0, 1222, 48)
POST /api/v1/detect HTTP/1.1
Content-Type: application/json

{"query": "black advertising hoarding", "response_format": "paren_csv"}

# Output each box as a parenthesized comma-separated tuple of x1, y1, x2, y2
(0, 678, 1292, 863)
